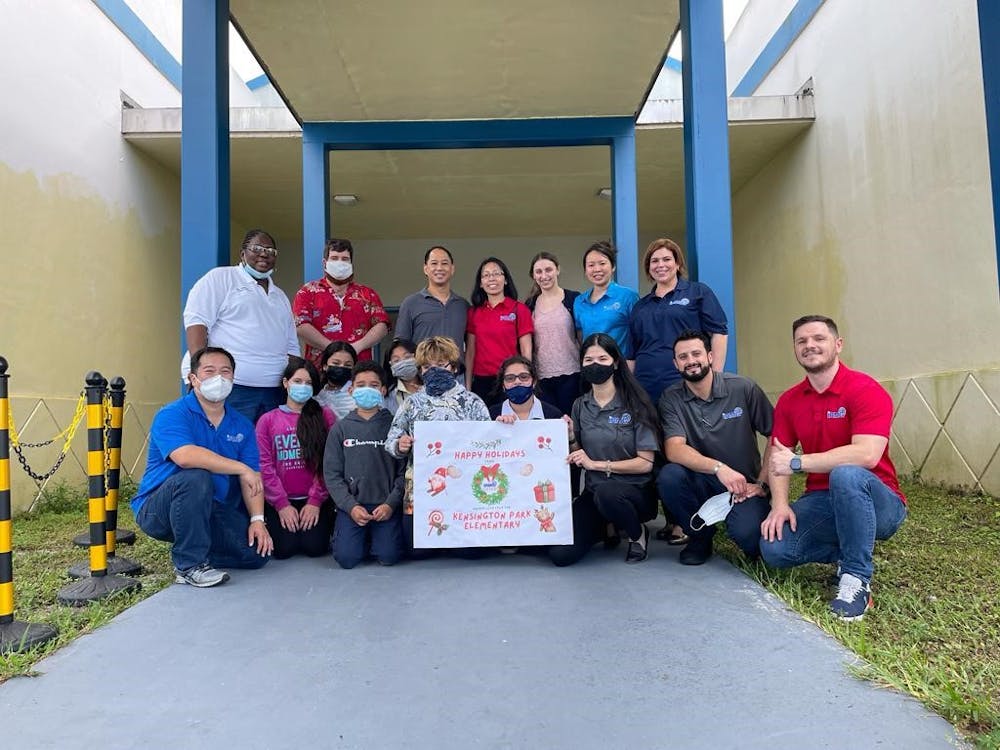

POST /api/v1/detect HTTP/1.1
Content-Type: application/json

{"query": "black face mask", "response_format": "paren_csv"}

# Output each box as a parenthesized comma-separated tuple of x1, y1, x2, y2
(581, 363, 615, 385)
(326, 366, 352, 387)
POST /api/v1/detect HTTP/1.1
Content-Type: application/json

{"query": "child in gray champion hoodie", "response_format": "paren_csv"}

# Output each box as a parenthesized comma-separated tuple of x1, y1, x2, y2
(324, 362, 406, 569)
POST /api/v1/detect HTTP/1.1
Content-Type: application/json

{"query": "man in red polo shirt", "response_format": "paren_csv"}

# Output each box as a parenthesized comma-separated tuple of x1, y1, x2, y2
(293, 238, 390, 368)
(760, 315, 907, 621)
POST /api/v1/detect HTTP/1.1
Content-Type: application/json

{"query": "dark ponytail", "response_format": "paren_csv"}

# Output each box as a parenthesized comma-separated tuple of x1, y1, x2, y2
(283, 358, 328, 476)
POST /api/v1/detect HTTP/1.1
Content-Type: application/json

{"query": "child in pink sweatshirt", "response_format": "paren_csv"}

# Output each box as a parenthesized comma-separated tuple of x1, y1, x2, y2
(255, 358, 336, 558)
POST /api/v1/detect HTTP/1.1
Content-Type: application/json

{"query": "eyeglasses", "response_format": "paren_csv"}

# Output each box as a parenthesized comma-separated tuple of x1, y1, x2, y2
(481, 272, 505, 280)
(246, 244, 278, 258)
(503, 372, 533, 385)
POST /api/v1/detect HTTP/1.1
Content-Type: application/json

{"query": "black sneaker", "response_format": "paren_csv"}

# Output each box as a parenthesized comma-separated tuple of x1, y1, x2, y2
(829, 573, 872, 621)
(679, 535, 713, 565)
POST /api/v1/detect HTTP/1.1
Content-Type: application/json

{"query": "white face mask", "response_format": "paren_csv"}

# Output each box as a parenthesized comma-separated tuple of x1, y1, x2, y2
(243, 263, 274, 280)
(325, 259, 353, 280)
(197, 374, 234, 403)
(690, 491, 734, 531)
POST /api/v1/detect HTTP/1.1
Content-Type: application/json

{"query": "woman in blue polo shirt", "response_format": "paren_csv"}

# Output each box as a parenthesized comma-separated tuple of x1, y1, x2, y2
(629, 238, 728, 404)
(573, 241, 639, 358)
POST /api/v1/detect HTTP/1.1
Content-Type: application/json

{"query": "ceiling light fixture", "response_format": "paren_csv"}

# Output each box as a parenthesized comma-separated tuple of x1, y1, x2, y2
(332, 194, 359, 206)
(596, 187, 612, 200)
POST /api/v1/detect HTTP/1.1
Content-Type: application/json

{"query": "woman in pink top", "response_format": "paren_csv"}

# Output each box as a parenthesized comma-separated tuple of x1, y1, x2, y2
(525, 252, 581, 416)
(255, 357, 337, 558)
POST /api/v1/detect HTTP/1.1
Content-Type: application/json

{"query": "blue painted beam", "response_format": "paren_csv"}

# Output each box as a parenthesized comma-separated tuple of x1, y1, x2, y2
(246, 73, 270, 91)
(680, 0, 737, 372)
(303, 117, 634, 150)
(611, 132, 639, 291)
(732, 0, 825, 96)
(92, 0, 182, 90)
(301, 126, 330, 285)
(181, 0, 230, 350)
(978, 0, 1000, 296)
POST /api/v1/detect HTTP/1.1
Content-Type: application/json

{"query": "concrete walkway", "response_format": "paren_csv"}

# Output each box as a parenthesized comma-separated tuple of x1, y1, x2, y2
(1, 542, 963, 750)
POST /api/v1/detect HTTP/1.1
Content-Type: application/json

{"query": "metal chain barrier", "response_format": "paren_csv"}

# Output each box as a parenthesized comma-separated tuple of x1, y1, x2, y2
(6, 393, 87, 483)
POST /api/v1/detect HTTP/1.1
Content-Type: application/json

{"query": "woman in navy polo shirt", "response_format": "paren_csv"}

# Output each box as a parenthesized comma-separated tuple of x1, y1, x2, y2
(573, 241, 639, 359)
(465, 257, 533, 405)
(629, 238, 728, 405)
(551, 333, 661, 566)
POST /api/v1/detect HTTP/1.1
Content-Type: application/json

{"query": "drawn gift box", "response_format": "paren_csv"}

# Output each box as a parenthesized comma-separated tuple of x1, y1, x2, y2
(533, 480, 555, 503)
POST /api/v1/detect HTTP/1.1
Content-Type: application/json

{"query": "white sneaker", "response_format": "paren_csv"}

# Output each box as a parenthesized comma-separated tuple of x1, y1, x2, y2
(174, 563, 230, 588)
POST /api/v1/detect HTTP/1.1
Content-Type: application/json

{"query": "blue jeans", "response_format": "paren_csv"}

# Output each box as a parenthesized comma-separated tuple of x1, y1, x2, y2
(657, 463, 769, 557)
(759, 465, 907, 582)
(136, 468, 270, 572)
(333, 504, 403, 569)
(227, 384, 285, 425)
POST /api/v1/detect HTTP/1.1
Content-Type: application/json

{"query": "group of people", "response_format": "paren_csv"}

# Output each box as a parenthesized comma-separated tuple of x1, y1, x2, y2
(131, 230, 905, 622)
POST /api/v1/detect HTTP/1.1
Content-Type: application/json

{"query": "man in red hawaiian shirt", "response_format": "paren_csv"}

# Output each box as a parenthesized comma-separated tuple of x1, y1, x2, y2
(293, 238, 390, 367)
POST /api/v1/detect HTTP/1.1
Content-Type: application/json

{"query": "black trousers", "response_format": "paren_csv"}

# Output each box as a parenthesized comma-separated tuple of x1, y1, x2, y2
(549, 481, 658, 567)
(264, 498, 335, 559)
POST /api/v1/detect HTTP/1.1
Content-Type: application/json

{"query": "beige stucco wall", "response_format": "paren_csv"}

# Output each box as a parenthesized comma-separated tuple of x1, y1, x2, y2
(729, 0, 1000, 494)
(1, 1, 186, 511)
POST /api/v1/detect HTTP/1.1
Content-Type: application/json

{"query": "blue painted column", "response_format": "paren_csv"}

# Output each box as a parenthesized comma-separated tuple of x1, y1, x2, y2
(680, 0, 737, 371)
(301, 125, 330, 285)
(180, 0, 230, 313)
(611, 131, 640, 291)
(978, 0, 1000, 295)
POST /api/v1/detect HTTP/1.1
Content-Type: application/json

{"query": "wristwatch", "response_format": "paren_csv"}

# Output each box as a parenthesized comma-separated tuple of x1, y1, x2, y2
(789, 456, 802, 473)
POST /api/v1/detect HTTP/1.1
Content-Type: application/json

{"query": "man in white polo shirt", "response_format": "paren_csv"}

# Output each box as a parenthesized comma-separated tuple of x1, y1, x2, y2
(182, 229, 300, 423)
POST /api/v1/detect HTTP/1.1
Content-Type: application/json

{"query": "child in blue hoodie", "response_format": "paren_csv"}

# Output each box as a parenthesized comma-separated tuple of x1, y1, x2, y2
(324, 362, 406, 568)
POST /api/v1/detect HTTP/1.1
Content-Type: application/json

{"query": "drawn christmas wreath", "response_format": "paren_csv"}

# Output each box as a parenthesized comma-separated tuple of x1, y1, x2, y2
(472, 463, 509, 505)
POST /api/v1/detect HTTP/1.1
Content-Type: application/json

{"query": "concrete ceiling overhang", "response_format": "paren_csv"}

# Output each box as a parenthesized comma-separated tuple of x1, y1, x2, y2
(123, 94, 814, 242)
(229, 0, 679, 122)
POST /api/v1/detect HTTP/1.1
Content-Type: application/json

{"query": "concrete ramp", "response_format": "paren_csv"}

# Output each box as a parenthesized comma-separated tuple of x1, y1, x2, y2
(0, 546, 963, 749)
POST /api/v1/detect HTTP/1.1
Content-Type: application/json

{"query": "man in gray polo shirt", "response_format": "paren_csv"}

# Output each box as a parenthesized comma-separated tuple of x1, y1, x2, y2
(656, 330, 773, 565)
(395, 246, 470, 358)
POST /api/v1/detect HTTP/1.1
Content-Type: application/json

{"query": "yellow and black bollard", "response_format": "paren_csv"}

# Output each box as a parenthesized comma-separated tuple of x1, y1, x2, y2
(68, 377, 140, 578)
(0, 356, 57, 653)
(72, 376, 134, 548)
(58, 372, 140, 606)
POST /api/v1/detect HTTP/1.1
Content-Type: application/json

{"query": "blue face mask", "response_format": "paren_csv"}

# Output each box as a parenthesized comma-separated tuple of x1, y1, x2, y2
(243, 263, 274, 280)
(505, 384, 534, 405)
(422, 367, 456, 397)
(352, 386, 383, 410)
(288, 383, 314, 404)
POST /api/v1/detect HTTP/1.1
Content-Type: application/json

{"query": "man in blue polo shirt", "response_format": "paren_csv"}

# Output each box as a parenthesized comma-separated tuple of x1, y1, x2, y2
(132, 347, 273, 587)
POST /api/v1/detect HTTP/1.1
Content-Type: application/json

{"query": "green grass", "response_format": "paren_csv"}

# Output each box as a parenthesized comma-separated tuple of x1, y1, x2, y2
(717, 477, 1000, 749)
(1, 481, 172, 682)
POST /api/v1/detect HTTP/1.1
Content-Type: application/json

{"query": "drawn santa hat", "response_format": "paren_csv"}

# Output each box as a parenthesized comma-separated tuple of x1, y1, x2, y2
(433, 467, 448, 478)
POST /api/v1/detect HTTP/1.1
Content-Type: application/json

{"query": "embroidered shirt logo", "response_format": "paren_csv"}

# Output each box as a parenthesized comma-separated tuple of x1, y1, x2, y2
(608, 413, 632, 425)
(827, 406, 847, 419)
(669, 298, 691, 306)
(225, 433, 245, 443)
(722, 407, 744, 420)
(605, 301, 622, 311)
(498, 312, 517, 322)
(343, 438, 383, 448)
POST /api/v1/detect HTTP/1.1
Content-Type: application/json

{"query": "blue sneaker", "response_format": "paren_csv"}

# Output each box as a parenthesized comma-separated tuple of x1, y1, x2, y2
(829, 573, 872, 621)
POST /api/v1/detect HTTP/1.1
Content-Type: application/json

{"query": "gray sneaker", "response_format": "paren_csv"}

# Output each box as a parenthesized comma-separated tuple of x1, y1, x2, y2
(174, 563, 230, 588)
